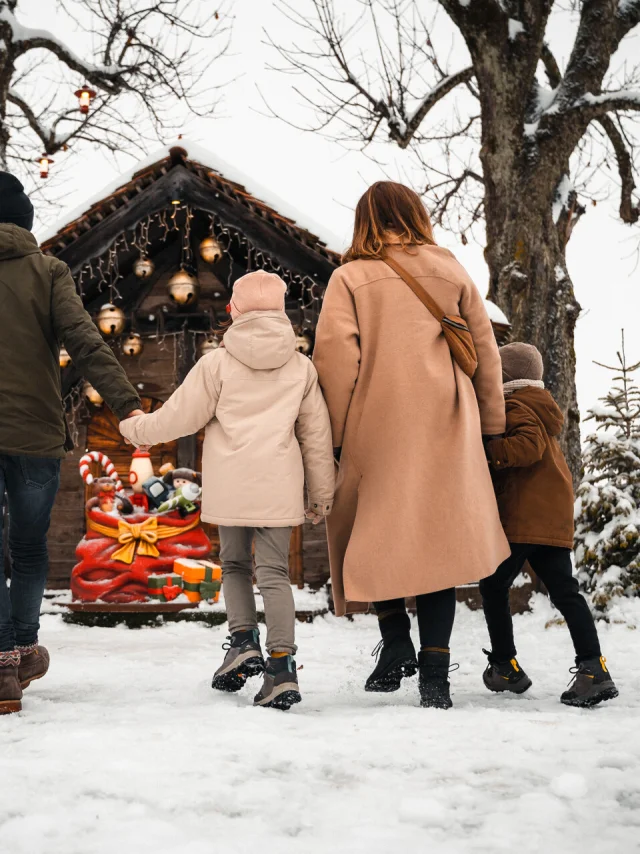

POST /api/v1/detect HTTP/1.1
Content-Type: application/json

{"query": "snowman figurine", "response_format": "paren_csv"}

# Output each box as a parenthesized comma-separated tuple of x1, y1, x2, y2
(128, 449, 155, 511)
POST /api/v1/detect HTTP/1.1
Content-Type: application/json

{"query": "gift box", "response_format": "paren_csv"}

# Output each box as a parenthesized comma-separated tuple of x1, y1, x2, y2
(147, 572, 184, 602)
(173, 558, 222, 603)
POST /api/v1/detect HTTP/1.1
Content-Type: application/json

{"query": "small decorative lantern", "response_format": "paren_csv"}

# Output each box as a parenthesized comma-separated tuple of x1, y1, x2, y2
(295, 330, 313, 355)
(59, 346, 71, 369)
(36, 154, 54, 179)
(199, 236, 223, 265)
(133, 256, 154, 279)
(129, 448, 155, 495)
(168, 270, 200, 306)
(97, 304, 126, 336)
(122, 333, 144, 357)
(83, 382, 103, 407)
(199, 336, 220, 357)
(74, 85, 97, 115)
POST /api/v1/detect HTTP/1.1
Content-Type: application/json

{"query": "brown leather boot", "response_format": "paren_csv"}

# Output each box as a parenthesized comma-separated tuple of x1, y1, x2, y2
(0, 653, 23, 714)
(18, 645, 50, 690)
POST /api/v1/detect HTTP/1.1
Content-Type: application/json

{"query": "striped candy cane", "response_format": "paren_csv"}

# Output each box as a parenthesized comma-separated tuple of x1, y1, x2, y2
(79, 451, 123, 492)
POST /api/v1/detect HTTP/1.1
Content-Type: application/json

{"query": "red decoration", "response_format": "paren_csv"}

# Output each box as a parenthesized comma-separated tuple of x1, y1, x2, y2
(71, 507, 211, 603)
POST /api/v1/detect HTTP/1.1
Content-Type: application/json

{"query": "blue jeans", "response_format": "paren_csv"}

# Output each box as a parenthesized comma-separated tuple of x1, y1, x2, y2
(0, 455, 61, 651)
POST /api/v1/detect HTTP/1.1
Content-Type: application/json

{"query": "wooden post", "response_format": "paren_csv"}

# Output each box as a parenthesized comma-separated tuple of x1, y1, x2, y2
(289, 525, 304, 589)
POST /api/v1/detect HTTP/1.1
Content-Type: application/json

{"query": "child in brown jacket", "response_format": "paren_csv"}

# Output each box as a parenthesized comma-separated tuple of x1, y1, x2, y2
(480, 343, 618, 708)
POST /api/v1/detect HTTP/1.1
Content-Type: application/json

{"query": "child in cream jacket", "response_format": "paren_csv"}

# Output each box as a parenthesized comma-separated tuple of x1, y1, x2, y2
(120, 270, 335, 709)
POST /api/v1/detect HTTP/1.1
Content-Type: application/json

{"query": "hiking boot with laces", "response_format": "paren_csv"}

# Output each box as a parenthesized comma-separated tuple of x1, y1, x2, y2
(482, 649, 532, 695)
(561, 656, 618, 708)
(253, 655, 301, 711)
(212, 629, 265, 692)
(418, 649, 457, 709)
(0, 651, 22, 715)
(18, 645, 50, 690)
(365, 610, 418, 692)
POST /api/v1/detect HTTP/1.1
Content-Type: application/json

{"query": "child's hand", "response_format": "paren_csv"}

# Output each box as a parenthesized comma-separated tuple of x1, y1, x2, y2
(305, 509, 325, 525)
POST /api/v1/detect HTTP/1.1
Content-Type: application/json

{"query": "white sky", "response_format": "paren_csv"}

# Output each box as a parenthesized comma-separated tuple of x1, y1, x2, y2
(13, 0, 640, 421)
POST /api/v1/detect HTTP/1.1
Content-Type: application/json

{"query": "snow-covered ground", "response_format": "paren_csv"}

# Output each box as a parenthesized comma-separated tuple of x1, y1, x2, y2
(1, 597, 639, 854)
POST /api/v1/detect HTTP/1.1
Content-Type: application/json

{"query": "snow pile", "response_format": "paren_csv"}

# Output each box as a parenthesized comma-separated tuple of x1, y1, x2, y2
(0, 602, 638, 853)
(484, 299, 509, 325)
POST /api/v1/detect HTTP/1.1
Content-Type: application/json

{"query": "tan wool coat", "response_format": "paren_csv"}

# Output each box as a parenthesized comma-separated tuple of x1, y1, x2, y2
(313, 243, 510, 616)
(120, 311, 335, 527)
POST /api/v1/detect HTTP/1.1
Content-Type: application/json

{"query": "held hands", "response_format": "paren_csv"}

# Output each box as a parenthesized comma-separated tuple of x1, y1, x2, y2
(305, 509, 325, 526)
(122, 409, 151, 451)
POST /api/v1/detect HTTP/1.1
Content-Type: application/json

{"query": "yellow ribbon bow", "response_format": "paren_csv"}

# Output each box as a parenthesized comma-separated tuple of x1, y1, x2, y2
(111, 517, 160, 564)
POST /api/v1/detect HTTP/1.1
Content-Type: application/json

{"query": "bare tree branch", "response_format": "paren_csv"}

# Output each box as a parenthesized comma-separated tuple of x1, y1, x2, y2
(597, 113, 640, 223)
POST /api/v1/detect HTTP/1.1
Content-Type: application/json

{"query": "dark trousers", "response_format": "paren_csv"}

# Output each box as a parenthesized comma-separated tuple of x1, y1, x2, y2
(0, 455, 61, 651)
(374, 587, 457, 649)
(479, 543, 601, 663)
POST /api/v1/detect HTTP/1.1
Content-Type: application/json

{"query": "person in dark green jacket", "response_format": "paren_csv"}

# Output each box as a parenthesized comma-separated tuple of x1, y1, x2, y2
(0, 172, 142, 714)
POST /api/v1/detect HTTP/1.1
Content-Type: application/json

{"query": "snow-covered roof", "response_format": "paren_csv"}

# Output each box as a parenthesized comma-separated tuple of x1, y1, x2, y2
(39, 139, 343, 254)
(484, 299, 510, 325)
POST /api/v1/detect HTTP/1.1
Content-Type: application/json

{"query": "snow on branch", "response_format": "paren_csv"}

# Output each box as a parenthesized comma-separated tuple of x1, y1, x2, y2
(0, 8, 126, 86)
(397, 67, 475, 149)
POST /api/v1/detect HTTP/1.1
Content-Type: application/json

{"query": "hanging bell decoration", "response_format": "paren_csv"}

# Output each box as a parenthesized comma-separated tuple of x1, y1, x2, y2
(97, 304, 126, 336)
(121, 333, 144, 357)
(295, 330, 313, 355)
(167, 269, 200, 306)
(59, 346, 71, 369)
(83, 382, 103, 407)
(133, 256, 155, 279)
(199, 336, 220, 357)
(199, 236, 223, 265)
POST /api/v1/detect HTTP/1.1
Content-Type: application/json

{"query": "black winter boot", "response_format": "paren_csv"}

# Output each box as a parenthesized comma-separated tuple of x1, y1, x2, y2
(365, 612, 418, 693)
(418, 649, 454, 709)
(561, 656, 618, 708)
(212, 629, 265, 692)
(482, 649, 532, 695)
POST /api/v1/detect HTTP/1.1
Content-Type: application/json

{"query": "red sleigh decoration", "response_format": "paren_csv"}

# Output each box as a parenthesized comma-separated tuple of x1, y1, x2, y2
(71, 506, 212, 603)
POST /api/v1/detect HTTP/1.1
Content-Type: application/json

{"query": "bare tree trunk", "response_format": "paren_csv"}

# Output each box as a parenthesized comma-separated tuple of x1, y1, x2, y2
(487, 210, 582, 483)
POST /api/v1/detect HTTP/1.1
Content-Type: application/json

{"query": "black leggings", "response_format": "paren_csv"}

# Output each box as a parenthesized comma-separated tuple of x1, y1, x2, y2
(374, 587, 457, 650)
(479, 543, 601, 663)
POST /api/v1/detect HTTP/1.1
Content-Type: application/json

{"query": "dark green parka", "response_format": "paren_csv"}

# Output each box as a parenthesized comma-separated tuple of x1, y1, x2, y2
(0, 224, 141, 457)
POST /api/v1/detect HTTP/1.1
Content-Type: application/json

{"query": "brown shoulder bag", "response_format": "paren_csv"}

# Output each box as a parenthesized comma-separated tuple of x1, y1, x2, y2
(383, 253, 478, 379)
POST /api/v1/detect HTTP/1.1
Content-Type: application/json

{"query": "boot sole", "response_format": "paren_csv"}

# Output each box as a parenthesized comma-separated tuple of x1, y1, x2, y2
(483, 673, 532, 695)
(255, 685, 301, 711)
(365, 658, 418, 693)
(561, 685, 619, 708)
(20, 671, 48, 691)
(212, 656, 265, 693)
(0, 700, 22, 714)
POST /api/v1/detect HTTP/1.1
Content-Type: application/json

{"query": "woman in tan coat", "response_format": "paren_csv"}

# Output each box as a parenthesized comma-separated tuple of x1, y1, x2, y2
(313, 182, 509, 708)
(120, 270, 335, 710)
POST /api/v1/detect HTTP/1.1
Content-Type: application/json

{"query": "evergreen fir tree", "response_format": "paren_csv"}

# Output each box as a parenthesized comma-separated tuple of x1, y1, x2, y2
(575, 331, 640, 610)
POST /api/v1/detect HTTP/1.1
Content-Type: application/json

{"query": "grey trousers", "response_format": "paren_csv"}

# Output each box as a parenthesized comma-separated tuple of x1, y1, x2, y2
(218, 526, 296, 655)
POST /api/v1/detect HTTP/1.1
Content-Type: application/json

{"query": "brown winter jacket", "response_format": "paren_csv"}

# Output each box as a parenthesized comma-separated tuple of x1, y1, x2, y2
(486, 386, 574, 549)
(0, 224, 141, 457)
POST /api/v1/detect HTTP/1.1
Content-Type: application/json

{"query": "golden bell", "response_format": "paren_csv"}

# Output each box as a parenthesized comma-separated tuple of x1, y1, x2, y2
(59, 346, 71, 369)
(168, 270, 200, 306)
(200, 336, 220, 356)
(122, 333, 144, 357)
(199, 236, 223, 264)
(97, 304, 126, 336)
(295, 331, 313, 355)
(83, 382, 103, 407)
(133, 256, 154, 279)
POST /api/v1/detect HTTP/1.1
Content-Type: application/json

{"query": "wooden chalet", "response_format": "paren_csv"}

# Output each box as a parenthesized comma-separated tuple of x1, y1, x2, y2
(38, 142, 511, 596)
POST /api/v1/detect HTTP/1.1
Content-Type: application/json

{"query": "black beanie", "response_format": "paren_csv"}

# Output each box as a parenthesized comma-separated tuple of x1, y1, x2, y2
(0, 172, 35, 232)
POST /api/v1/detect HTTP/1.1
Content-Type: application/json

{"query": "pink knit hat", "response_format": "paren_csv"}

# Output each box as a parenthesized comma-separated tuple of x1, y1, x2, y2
(229, 271, 287, 320)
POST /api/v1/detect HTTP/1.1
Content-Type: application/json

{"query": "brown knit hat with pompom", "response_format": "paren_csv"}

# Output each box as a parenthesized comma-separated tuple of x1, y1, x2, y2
(499, 343, 544, 383)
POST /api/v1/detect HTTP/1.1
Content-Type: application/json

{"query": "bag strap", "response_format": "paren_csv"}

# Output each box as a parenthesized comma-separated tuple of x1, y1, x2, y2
(382, 253, 445, 323)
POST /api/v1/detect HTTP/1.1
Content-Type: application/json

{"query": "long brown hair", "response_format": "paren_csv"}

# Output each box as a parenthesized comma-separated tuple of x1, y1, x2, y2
(343, 181, 436, 263)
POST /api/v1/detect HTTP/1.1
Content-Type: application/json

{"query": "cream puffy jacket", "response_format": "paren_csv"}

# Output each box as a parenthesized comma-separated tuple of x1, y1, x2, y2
(120, 311, 335, 526)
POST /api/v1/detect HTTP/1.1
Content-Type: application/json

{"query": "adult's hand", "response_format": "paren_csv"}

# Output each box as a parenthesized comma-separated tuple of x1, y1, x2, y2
(122, 409, 147, 448)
